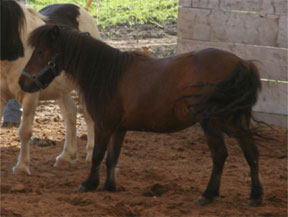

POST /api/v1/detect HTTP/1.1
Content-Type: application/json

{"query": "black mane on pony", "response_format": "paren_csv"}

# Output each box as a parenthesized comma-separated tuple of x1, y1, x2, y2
(1, 0, 25, 60)
(29, 24, 149, 121)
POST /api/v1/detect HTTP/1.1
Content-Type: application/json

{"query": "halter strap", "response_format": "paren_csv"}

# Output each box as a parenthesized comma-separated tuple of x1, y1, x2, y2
(21, 55, 59, 89)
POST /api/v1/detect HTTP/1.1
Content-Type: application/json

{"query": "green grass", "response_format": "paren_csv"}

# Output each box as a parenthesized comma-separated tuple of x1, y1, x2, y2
(29, 0, 178, 28)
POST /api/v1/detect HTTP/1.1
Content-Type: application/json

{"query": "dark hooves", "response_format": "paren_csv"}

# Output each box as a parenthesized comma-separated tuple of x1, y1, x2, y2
(77, 185, 90, 192)
(76, 184, 97, 192)
(198, 196, 213, 206)
(101, 183, 117, 192)
(248, 199, 263, 207)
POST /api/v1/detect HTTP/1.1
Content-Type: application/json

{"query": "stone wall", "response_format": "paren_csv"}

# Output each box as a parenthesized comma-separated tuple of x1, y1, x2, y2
(177, 0, 288, 127)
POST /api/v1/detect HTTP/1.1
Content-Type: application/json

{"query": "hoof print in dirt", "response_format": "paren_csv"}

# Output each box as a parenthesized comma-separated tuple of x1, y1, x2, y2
(11, 184, 25, 192)
(30, 137, 56, 147)
(143, 183, 170, 197)
(112, 202, 137, 217)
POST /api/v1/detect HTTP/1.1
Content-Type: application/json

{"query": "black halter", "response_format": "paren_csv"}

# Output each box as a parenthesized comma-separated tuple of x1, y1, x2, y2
(21, 55, 59, 89)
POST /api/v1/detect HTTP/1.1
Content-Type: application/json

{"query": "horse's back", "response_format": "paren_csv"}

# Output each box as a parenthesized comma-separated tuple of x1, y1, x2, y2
(191, 48, 240, 79)
(40, 4, 100, 39)
(119, 48, 243, 132)
(39, 4, 81, 29)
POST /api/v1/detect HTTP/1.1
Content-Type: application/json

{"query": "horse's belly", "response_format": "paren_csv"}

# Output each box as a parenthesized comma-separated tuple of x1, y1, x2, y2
(121, 107, 197, 133)
(123, 119, 196, 133)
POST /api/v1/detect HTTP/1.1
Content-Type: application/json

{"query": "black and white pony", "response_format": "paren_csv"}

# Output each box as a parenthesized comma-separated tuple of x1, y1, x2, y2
(0, 0, 99, 174)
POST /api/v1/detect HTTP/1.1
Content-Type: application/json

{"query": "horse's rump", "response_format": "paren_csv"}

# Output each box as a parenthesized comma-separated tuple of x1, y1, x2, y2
(190, 60, 262, 137)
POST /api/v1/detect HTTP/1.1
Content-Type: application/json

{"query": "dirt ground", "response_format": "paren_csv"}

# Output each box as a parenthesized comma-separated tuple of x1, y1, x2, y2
(1, 23, 287, 217)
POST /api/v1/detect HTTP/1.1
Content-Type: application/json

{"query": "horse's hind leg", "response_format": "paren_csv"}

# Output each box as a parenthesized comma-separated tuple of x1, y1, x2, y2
(227, 113, 263, 206)
(236, 135, 263, 206)
(54, 94, 77, 167)
(103, 130, 126, 191)
(199, 121, 228, 205)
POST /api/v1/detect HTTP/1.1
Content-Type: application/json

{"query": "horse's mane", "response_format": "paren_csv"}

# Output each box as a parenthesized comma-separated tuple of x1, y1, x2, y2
(0, 0, 47, 61)
(29, 25, 151, 119)
(1, 0, 25, 60)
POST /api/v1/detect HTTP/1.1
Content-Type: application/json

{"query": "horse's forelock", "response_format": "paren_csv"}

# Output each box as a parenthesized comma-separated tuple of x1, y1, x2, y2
(28, 24, 59, 48)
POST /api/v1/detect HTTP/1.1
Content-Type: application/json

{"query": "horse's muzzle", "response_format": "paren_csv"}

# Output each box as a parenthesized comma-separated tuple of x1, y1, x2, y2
(19, 74, 40, 93)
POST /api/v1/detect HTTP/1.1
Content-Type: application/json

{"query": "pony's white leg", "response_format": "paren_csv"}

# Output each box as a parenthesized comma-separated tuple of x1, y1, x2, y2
(83, 107, 94, 162)
(54, 94, 78, 167)
(12, 93, 39, 175)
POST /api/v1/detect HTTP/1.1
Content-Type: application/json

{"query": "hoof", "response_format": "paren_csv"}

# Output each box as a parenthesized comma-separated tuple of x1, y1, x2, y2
(77, 185, 90, 192)
(54, 153, 77, 168)
(248, 198, 263, 207)
(12, 164, 31, 175)
(77, 184, 97, 192)
(101, 183, 116, 192)
(85, 154, 92, 163)
(198, 195, 213, 206)
(53, 160, 74, 168)
(77, 179, 99, 192)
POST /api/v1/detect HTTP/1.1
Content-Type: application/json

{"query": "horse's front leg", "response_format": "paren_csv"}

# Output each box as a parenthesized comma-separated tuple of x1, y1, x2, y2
(13, 93, 39, 175)
(199, 125, 228, 205)
(54, 94, 77, 167)
(103, 130, 126, 191)
(78, 128, 112, 192)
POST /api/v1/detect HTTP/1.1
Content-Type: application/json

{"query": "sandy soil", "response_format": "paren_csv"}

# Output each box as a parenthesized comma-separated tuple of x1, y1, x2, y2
(1, 23, 287, 217)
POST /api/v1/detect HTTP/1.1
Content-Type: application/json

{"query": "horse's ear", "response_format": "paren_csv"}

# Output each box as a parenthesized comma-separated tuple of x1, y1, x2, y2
(50, 25, 60, 41)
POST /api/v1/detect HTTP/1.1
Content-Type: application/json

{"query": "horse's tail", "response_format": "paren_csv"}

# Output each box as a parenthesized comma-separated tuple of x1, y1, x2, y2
(193, 60, 264, 138)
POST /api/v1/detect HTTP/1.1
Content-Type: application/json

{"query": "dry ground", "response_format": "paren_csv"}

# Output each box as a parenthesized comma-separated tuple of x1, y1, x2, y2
(1, 23, 287, 217)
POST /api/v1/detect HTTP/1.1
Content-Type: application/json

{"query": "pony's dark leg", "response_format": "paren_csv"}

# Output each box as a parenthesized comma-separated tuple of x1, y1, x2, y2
(78, 128, 112, 192)
(103, 130, 126, 191)
(236, 135, 263, 206)
(230, 113, 263, 206)
(199, 123, 228, 205)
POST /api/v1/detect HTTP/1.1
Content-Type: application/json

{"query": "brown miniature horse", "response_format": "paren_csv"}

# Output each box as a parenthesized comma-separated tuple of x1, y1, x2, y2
(19, 25, 263, 206)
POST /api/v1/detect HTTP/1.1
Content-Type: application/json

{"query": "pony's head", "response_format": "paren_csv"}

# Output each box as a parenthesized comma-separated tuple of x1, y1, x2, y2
(19, 25, 63, 92)
(1, 0, 25, 60)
